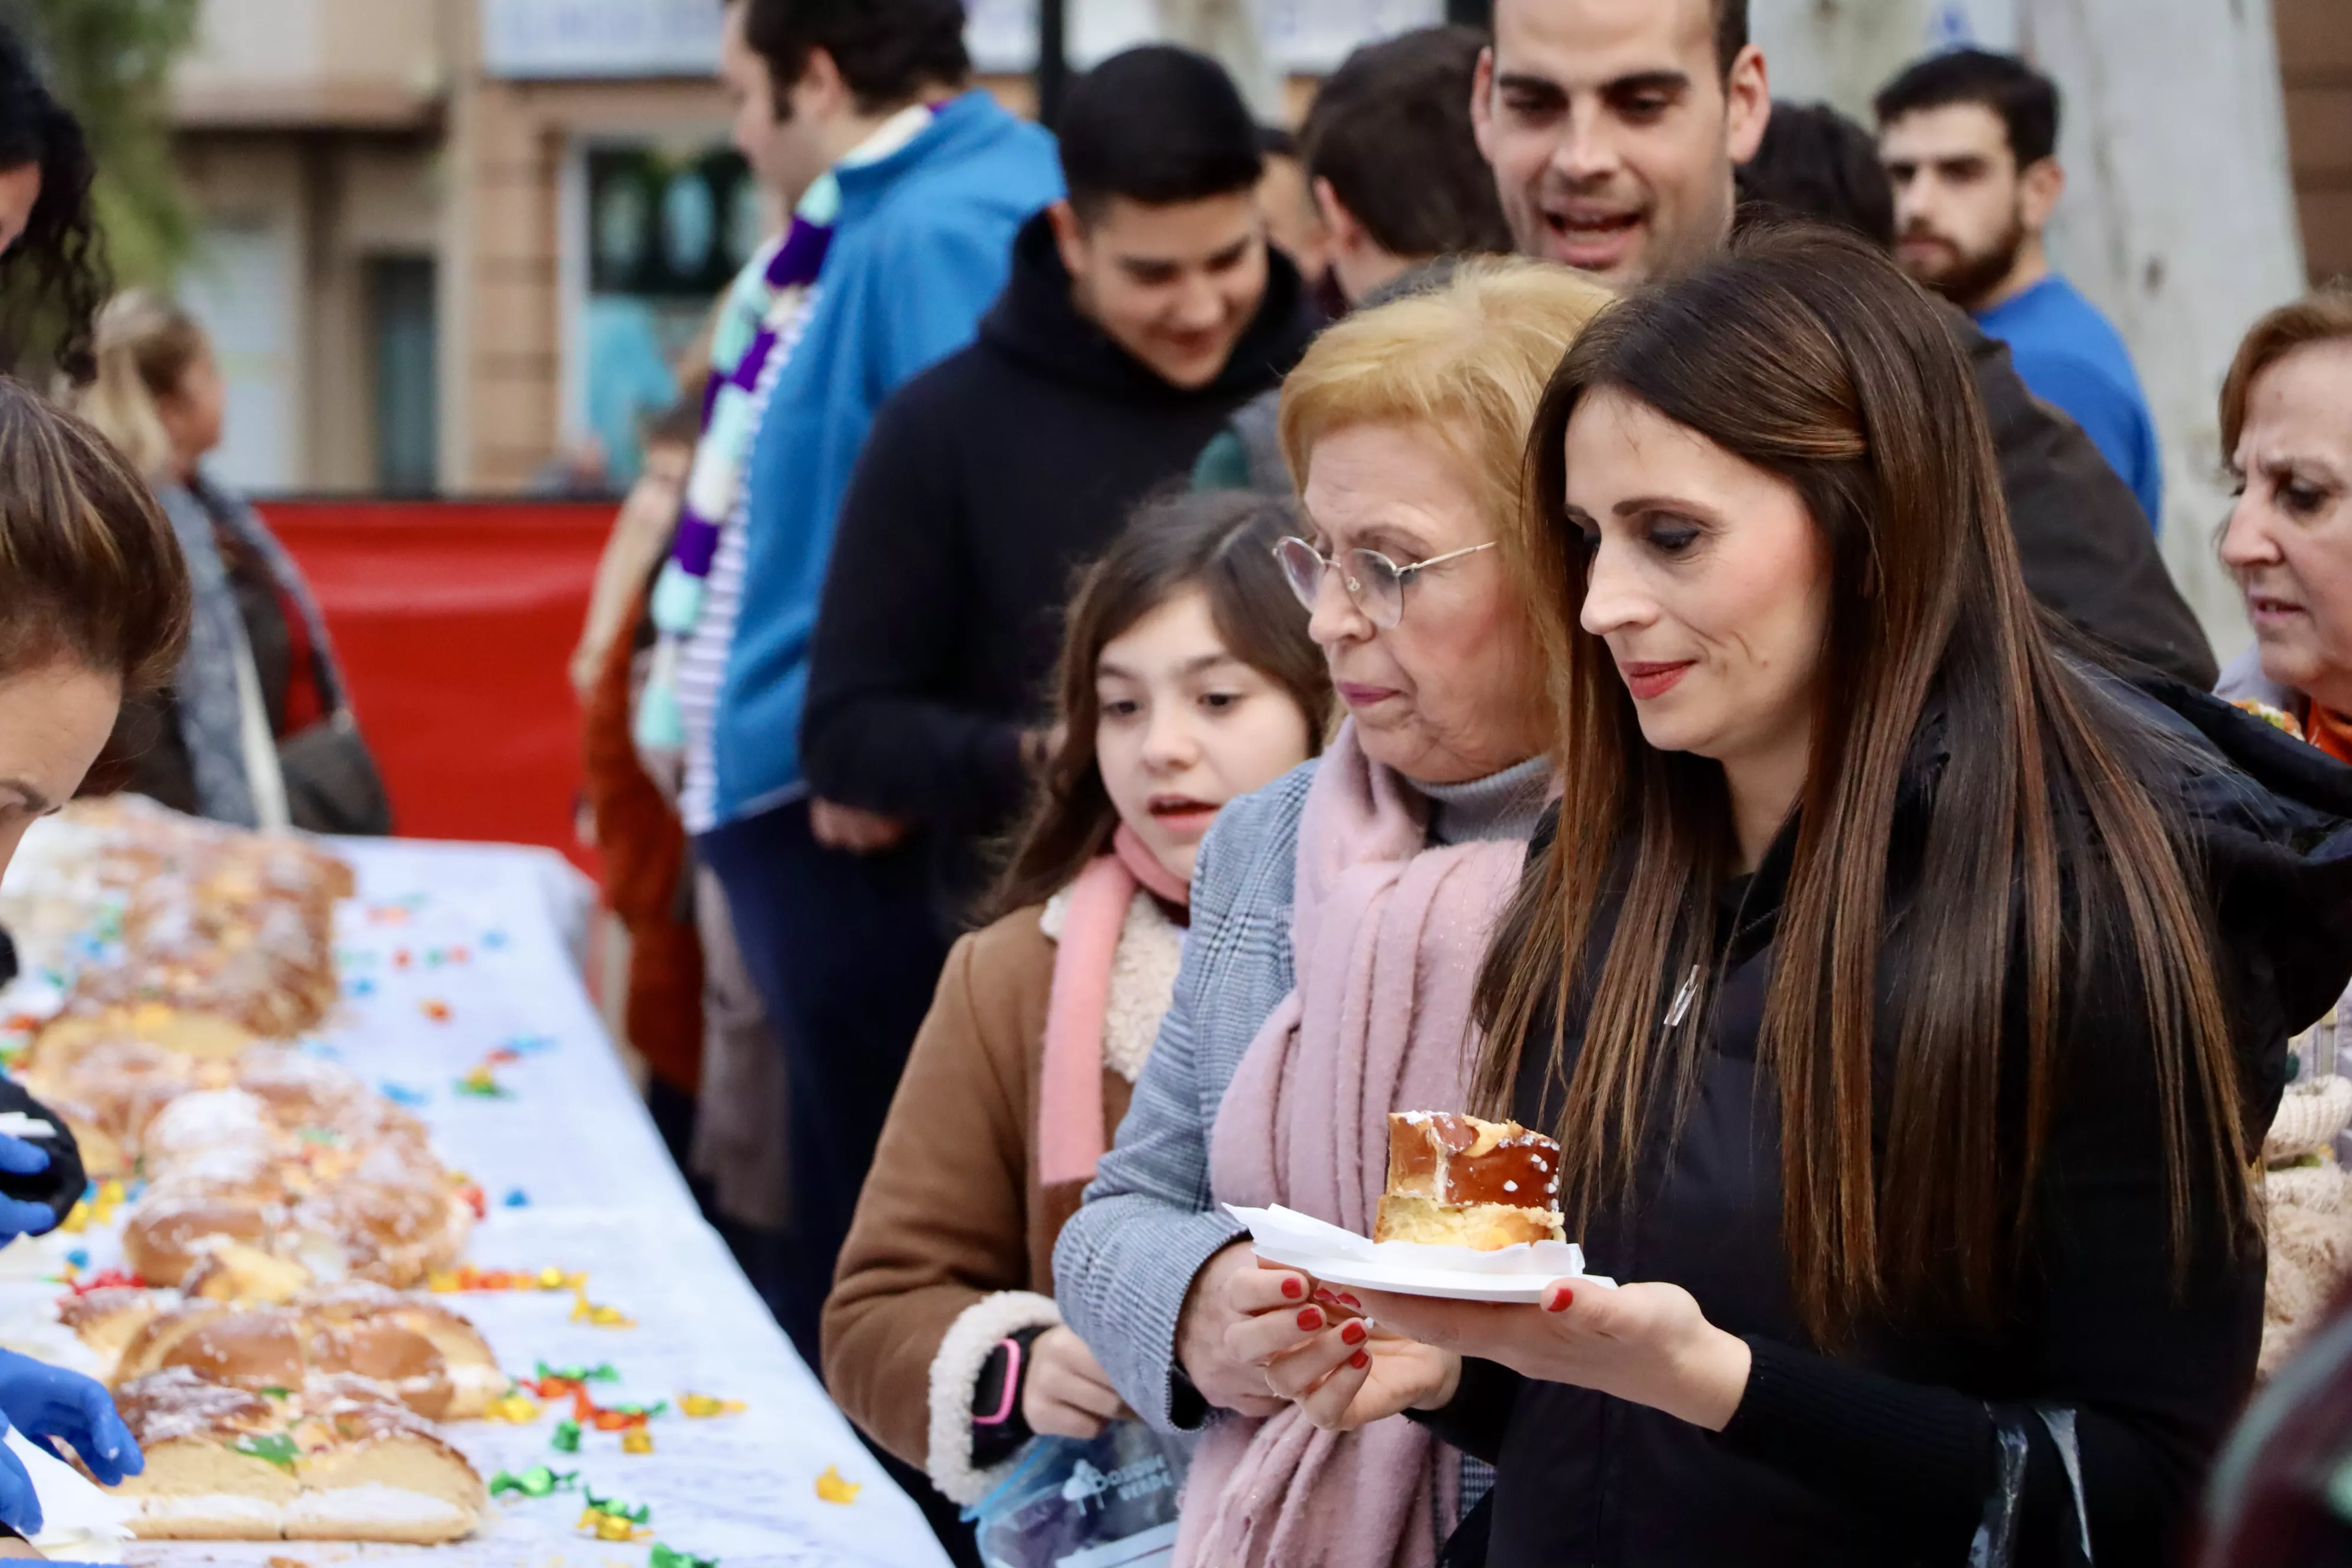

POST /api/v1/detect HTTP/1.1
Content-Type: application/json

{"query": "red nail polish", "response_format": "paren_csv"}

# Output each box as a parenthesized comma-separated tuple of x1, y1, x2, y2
(1280, 1277, 1304, 1300)
(1337, 1293, 1361, 1309)
(1545, 1286, 1574, 1313)
(1350, 1350, 1370, 1370)
(1296, 1306, 1324, 1331)
(1340, 1320, 1367, 1346)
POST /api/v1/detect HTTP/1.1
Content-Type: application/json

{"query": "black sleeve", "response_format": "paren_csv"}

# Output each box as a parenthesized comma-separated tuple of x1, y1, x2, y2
(802, 385, 1030, 831)
(0, 1078, 85, 1231)
(1962, 315, 2217, 689)
(1714, 959, 2262, 1563)
(1406, 1357, 1523, 1466)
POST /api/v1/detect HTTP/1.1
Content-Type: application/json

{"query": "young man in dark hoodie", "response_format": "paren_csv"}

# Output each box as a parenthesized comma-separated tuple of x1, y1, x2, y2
(801, 44, 1318, 923)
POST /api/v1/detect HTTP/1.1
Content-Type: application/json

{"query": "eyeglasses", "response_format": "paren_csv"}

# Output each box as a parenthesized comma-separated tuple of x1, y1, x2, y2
(1272, 536, 1498, 630)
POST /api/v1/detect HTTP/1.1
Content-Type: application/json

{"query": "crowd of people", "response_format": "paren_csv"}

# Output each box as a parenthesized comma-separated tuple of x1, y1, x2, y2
(565, 1, 2352, 1565)
(0, 0, 2338, 1562)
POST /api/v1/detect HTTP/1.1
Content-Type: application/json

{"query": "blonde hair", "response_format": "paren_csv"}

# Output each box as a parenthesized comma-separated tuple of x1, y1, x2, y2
(77, 289, 208, 481)
(1277, 259, 1616, 555)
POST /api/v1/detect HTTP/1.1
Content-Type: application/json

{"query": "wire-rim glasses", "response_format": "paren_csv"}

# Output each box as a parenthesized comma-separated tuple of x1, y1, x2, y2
(1272, 536, 1498, 629)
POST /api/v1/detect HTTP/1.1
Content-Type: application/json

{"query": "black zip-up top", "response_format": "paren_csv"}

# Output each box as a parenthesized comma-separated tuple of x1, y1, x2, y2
(1423, 674, 2352, 1566)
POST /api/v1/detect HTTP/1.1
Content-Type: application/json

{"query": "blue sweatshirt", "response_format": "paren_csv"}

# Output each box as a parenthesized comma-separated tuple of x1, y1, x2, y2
(1974, 275, 2164, 532)
(711, 90, 1061, 825)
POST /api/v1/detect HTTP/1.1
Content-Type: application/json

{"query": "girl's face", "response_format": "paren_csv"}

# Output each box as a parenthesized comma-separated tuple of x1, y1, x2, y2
(1095, 587, 1316, 884)
(1566, 386, 1832, 788)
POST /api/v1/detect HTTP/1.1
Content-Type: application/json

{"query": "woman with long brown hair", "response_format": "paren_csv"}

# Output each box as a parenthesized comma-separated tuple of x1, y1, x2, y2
(1238, 226, 2352, 1563)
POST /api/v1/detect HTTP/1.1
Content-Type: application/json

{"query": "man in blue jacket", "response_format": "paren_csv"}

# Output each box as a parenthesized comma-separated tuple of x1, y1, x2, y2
(693, 0, 1061, 1368)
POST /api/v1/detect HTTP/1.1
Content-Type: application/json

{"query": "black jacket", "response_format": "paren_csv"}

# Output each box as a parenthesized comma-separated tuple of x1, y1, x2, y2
(1956, 316, 2216, 688)
(802, 212, 1319, 924)
(1427, 677, 2352, 1567)
(0, 1076, 86, 1235)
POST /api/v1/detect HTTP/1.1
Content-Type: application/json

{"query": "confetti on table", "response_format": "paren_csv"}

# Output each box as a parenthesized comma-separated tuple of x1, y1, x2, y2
(379, 1082, 429, 1107)
(345, 977, 376, 998)
(64, 1249, 86, 1270)
(650, 1546, 718, 1568)
(489, 1465, 577, 1499)
(502, 1188, 530, 1207)
(505, 1033, 557, 1054)
(367, 905, 412, 926)
(815, 1466, 861, 1505)
(66, 1268, 145, 1295)
(428, 1265, 584, 1293)
(550, 1418, 581, 1453)
(485, 1392, 541, 1423)
(455, 1184, 488, 1220)
(622, 1429, 654, 1455)
(391, 949, 411, 969)
(680, 1393, 746, 1419)
(483, 929, 509, 949)
(421, 998, 452, 1024)
(454, 1065, 510, 1099)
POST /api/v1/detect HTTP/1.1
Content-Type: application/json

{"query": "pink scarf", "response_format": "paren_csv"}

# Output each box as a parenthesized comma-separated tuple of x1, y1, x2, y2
(1180, 724, 1531, 1568)
(1036, 825, 1191, 1187)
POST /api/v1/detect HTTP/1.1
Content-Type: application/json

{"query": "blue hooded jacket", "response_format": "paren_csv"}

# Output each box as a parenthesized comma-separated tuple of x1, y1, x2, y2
(712, 90, 1061, 824)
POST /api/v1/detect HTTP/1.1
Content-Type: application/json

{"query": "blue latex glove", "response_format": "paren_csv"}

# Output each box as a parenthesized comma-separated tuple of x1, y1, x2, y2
(0, 1351, 141, 1506)
(0, 1417, 37, 1537)
(0, 1136, 57, 1240)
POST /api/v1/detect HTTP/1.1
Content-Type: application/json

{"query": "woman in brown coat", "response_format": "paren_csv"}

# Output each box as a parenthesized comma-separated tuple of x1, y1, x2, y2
(822, 490, 1331, 1504)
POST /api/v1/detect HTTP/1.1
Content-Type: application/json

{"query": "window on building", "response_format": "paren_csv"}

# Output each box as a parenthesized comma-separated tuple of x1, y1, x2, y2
(368, 256, 439, 496)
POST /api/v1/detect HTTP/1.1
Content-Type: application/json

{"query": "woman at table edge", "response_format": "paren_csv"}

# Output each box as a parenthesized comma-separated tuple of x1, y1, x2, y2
(0, 378, 188, 1525)
(1233, 227, 2352, 1564)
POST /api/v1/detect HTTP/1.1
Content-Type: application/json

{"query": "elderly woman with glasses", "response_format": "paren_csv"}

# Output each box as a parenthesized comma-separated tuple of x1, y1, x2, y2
(1054, 259, 1612, 1568)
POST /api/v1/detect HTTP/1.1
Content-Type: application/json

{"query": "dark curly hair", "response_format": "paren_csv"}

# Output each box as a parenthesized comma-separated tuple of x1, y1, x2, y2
(0, 24, 106, 387)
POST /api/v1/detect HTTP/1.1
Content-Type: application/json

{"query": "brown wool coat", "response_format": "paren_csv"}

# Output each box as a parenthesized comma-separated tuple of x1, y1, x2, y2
(821, 903, 1135, 1474)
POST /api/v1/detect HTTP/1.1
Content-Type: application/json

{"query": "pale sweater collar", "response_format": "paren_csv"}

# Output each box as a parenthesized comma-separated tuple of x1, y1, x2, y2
(1416, 754, 1553, 845)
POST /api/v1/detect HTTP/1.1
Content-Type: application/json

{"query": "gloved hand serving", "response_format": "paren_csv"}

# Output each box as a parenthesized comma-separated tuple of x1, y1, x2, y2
(0, 1350, 142, 1536)
(0, 1135, 60, 1242)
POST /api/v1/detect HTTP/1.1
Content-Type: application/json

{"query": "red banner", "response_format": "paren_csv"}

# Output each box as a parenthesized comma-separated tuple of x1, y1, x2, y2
(258, 499, 616, 870)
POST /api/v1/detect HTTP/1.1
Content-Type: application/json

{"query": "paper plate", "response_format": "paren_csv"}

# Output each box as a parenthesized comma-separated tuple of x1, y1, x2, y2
(1225, 1203, 1613, 1305)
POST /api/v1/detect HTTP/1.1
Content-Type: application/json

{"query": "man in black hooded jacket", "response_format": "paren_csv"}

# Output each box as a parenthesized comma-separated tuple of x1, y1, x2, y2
(802, 45, 1320, 927)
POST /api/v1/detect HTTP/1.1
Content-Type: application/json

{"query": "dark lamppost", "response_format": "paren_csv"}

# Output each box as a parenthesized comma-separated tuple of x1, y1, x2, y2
(1037, 0, 1069, 127)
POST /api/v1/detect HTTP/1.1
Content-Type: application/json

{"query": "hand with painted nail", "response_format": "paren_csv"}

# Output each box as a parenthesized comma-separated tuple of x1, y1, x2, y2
(1221, 1262, 1460, 1432)
(1350, 1278, 1752, 1432)
(1174, 1243, 1288, 1419)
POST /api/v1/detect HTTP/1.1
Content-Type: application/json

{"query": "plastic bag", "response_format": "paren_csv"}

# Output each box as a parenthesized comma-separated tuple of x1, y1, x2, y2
(965, 1422, 1191, 1568)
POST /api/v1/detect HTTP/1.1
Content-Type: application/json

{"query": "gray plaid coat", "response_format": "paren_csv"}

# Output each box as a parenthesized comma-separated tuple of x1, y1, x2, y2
(1053, 759, 1315, 1429)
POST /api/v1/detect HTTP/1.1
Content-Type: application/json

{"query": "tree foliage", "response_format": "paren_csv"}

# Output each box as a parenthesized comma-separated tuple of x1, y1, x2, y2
(1, 0, 201, 285)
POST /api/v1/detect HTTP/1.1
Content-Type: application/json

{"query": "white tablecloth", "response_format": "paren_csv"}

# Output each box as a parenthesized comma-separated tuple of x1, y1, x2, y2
(8, 837, 954, 1568)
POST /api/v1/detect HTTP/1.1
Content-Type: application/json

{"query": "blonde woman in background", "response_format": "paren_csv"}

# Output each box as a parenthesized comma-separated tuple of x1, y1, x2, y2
(76, 290, 387, 833)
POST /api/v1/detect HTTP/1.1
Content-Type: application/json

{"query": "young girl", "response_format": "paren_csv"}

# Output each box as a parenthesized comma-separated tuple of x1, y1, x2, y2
(822, 489, 1330, 1505)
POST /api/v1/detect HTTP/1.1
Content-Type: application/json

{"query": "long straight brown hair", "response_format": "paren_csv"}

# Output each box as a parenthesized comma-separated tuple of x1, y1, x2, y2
(1474, 225, 2249, 1344)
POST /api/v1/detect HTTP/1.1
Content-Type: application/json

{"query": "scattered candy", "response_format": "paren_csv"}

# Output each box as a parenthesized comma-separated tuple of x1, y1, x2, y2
(379, 1082, 429, 1107)
(454, 1066, 511, 1099)
(421, 999, 452, 1024)
(456, 1184, 488, 1220)
(64, 1249, 87, 1270)
(815, 1466, 862, 1505)
(66, 1268, 145, 1295)
(680, 1393, 746, 1419)
(572, 1296, 636, 1328)
(550, 1418, 581, 1453)
(579, 1491, 653, 1541)
(622, 1428, 654, 1455)
(534, 1361, 620, 1386)
(485, 1392, 541, 1423)
(486, 1047, 521, 1066)
(489, 1465, 577, 1499)
(345, 977, 376, 998)
(505, 1033, 557, 1054)
(483, 929, 509, 949)
(650, 1546, 718, 1568)
(428, 1265, 584, 1293)
(367, 904, 411, 926)
(57, 1200, 86, 1234)
(502, 1188, 530, 1208)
